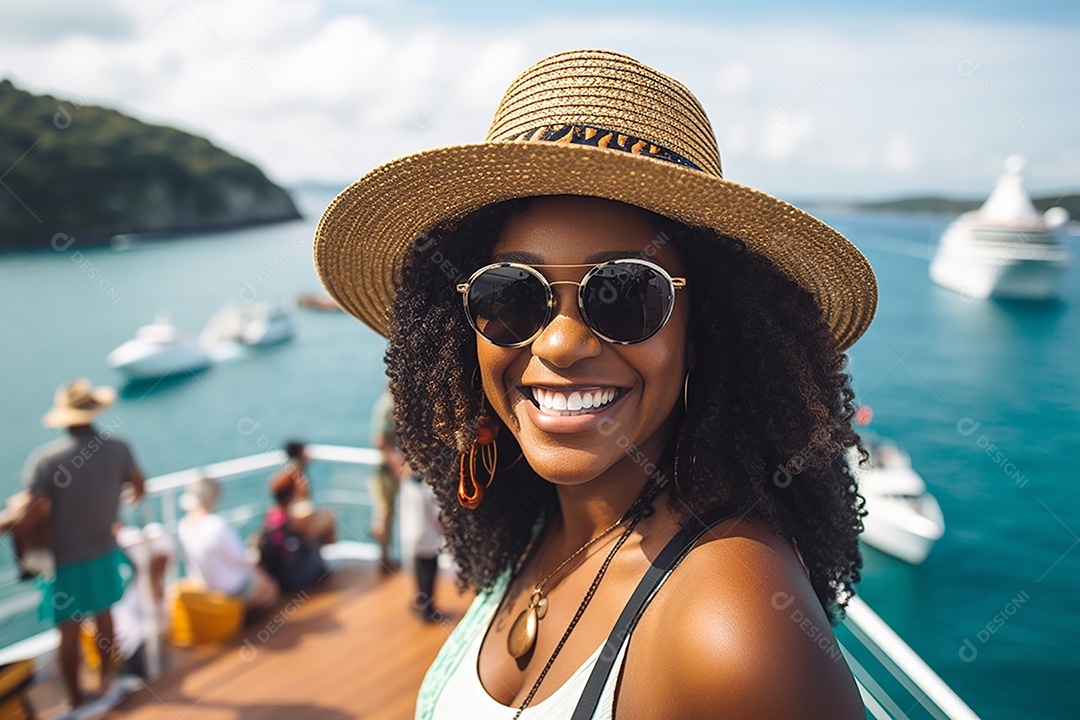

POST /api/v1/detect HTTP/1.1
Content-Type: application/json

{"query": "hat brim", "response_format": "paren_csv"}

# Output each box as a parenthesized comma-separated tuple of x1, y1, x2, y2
(315, 142, 876, 352)
(42, 386, 116, 428)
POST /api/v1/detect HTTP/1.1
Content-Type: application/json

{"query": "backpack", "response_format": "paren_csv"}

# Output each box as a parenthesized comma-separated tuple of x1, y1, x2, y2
(257, 515, 324, 592)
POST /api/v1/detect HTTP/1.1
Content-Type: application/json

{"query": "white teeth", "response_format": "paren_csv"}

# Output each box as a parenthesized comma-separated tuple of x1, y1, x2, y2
(530, 387, 619, 416)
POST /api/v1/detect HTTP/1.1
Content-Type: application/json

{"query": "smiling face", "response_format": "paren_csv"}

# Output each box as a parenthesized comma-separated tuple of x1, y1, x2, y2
(476, 196, 691, 486)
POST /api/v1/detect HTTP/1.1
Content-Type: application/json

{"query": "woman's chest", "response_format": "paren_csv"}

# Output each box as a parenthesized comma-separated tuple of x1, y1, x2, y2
(476, 549, 646, 709)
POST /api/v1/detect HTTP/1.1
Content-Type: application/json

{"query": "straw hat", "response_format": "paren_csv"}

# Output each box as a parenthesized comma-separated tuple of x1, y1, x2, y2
(42, 378, 116, 428)
(315, 49, 876, 351)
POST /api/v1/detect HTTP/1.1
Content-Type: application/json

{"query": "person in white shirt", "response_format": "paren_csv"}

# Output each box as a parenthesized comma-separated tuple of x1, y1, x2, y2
(399, 472, 444, 622)
(177, 476, 278, 608)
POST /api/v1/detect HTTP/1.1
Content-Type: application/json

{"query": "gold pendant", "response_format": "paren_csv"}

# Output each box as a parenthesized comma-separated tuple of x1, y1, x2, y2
(507, 591, 545, 659)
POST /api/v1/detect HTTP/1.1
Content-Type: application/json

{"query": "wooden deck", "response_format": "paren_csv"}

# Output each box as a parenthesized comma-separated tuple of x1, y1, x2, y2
(31, 567, 471, 720)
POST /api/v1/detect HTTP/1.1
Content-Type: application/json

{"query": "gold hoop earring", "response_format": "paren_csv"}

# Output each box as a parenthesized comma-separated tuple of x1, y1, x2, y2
(683, 370, 692, 413)
(458, 415, 499, 509)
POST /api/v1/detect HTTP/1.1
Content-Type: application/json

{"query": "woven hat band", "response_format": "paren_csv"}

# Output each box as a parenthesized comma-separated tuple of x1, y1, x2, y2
(69, 392, 99, 410)
(61, 380, 97, 409)
(508, 124, 700, 170)
(486, 50, 722, 178)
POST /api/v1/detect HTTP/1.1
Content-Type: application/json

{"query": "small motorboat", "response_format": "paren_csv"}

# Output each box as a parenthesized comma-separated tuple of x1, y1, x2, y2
(243, 303, 294, 346)
(107, 314, 211, 381)
(199, 303, 294, 348)
(295, 293, 341, 312)
(849, 441, 945, 565)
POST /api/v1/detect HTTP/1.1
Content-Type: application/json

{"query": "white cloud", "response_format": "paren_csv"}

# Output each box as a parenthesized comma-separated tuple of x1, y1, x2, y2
(714, 60, 754, 97)
(884, 132, 918, 172)
(0, 3, 1077, 197)
(759, 113, 814, 162)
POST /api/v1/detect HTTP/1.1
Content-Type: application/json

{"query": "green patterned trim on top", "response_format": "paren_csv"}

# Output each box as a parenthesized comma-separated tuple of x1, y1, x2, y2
(415, 568, 512, 720)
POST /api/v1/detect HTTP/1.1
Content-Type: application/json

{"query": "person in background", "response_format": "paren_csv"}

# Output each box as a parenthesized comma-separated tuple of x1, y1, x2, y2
(260, 463, 329, 592)
(399, 472, 444, 623)
(16, 379, 145, 714)
(270, 441, 336, 546)
(370, 388, 404, 572)
(177, 477, 279, 609)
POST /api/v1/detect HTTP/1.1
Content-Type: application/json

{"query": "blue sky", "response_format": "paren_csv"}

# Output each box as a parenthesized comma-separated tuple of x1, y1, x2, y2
(1, 0, 1077, 200)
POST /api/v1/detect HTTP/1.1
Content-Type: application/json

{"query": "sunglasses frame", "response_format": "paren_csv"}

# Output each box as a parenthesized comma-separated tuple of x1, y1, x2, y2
(456, 258, 686, 348)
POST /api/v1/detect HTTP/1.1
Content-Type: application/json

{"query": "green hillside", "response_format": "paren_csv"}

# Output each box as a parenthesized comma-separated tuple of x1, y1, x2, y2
(0, 79, 300, 250)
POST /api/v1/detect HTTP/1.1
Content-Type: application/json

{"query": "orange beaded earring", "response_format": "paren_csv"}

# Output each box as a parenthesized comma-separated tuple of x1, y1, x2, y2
(458, 415, 499, 509)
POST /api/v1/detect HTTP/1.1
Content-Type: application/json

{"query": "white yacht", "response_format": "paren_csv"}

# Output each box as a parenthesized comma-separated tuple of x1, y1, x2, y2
(199, 302, 294, 348)
(849, 441, 945, 565)
(929, 156, 1070, 300)
(107, 314, 212, 381)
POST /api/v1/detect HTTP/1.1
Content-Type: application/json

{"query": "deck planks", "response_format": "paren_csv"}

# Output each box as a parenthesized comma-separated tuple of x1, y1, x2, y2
(34, 566, 471, 720)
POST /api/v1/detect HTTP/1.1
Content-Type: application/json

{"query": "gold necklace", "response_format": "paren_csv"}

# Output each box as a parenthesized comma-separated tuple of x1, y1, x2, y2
(510, 478, 667, 718)
(507, 514, 626, 659)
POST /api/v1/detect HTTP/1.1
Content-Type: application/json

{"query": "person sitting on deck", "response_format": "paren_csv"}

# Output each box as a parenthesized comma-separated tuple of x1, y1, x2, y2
(260, 461, 329, 593)
(271, 441, 336, 545)
(178, 477, 279, 609)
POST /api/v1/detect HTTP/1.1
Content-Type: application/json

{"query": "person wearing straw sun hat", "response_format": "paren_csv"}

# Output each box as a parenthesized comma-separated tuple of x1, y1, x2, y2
(13, 379, 146, 715)
(317, 49, 869, 719)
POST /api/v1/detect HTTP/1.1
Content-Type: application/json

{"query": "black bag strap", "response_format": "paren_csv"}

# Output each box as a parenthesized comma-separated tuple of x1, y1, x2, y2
(571, 509, 736, 720)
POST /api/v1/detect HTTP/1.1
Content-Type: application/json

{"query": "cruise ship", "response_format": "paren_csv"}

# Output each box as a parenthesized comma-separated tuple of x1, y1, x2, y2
(929, 156, 1070, 300)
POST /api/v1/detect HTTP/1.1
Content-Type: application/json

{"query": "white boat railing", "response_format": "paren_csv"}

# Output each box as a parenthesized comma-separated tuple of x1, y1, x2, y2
(844, 597, 979, 720)
(0, 445, 979, 718)
(0, 444, 384, 669)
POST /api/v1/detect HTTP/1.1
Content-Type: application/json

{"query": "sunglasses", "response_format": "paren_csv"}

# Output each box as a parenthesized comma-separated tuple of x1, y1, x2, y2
(456, 258, 686, 347)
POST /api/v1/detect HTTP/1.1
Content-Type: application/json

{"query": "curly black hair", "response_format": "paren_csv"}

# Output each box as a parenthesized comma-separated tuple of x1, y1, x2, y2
(385, 197, 865, 622)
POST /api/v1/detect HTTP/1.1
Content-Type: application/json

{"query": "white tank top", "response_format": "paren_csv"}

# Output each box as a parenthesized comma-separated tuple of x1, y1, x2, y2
(430, 625, 628, 719)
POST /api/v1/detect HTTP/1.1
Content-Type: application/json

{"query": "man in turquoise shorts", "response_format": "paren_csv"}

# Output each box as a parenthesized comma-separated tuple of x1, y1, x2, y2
(19, 379, 145, 713)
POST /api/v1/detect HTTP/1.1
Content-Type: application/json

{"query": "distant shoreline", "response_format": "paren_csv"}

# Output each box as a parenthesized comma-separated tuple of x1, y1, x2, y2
(0, 212, 305, 255)
(799, 193, 1079, 218)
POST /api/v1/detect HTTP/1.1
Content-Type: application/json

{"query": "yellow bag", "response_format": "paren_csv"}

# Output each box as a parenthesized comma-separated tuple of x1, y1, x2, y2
(0, 660, 34, 720)
(169, 580, 244, 647)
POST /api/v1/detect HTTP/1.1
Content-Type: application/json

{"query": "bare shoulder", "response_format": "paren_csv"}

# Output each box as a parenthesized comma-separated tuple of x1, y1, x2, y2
(616, 517, 863, 720)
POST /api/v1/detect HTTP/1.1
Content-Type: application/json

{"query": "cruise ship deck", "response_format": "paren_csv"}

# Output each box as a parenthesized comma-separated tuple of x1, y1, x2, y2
(8, 445, 980, 720)
(27, 567, 471, 720)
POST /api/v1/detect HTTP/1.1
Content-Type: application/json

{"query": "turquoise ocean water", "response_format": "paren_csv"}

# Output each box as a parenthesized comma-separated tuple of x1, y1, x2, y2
(0, 191, 1076, 718)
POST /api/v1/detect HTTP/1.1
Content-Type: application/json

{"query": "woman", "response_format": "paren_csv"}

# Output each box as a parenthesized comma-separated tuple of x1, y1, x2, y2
(178, 477, 279, 609)
(270, 442, 337, 546)
(260, 469, 329, 592)
(316, 50, 874, 719)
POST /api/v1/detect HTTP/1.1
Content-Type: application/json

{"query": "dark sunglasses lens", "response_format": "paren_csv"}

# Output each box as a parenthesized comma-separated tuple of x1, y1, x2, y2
(582, 264, 673, 343)
(467, 267, 548, 346)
